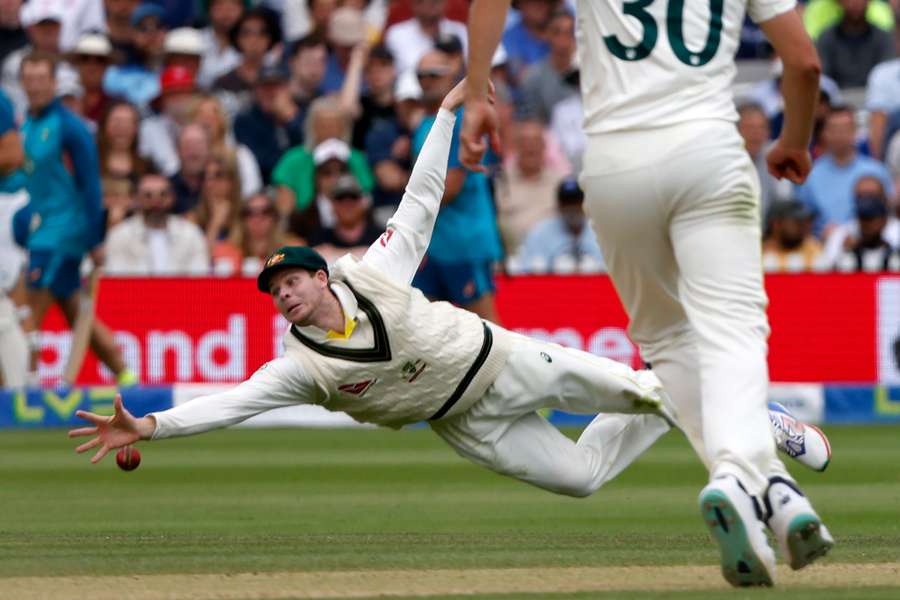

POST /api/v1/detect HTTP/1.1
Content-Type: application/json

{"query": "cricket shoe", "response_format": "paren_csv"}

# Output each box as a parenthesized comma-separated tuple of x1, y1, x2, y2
(699, 476, 776, 587)
(768, 402, 832, 472)
(765, 477, 834, 570)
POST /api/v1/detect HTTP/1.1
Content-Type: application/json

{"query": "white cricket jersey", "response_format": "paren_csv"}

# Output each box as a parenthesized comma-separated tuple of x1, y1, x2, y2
(576, 0, 796, 135)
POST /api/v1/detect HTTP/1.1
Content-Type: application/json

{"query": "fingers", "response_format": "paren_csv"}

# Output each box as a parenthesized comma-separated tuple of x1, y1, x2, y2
(68, 426, 98, 438)
(75, 410, 109, 426)
(76, 437, 102, 454)
(91, 444, 111, 464)
(114, 393, 123, 414)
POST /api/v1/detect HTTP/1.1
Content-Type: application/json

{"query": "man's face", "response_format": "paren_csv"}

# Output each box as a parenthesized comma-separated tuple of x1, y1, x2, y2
(312, 111, 346, 145)
(270, 268, 329, 325)
(416, 52, 453, 107)
(0, 0, 23, 26)
(560, 202, 586, 232)
(859, 214, 887, 246)
(774, 217, 805, 249)
(365, 58, 395, 95)
(133, 16, 166, 54)
(209, 0, 243, 32)
(412, 0, 445, 25)
(332, 193, 367, 228)
(823, 111, 856, 156)
(291, 45, 327, 89)
(315, 159, 349, 197)
(515, 122, 546, 174)
(178, 128, 210, 175)
(75, 54, 108, 90)
(28, 20, 61, 53)
(137, 176, 174, 215)
(519, 0, 553, 28)
(738, 109, 770, 157)
(255, 80, 288, 113)
(21, 60, 55, 111)
(237, 16, 270, 59)
(547, 14, 575, 56)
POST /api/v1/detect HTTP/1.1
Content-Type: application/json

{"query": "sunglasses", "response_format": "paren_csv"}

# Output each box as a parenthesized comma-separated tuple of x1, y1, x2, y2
(416, 69, 448, 80)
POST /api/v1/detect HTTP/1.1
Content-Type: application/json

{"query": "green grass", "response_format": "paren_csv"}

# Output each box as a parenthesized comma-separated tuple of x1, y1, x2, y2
(0, 424, 898, 598)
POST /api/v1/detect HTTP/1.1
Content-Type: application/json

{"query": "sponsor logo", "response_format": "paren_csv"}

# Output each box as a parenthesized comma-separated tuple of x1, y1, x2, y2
(266, 253, 286, 268)
(769, 412, 806, 458)
(401, 359, 428, 383)
(379, 229, 395, 247)
(540, 352, 552, 363)
(338, 379, 376, 397)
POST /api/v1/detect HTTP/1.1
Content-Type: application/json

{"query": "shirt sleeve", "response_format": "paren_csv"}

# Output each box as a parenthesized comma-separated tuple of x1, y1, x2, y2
(361, 108, 456, 285)
(0, 91, 15, 134)
(150, 357, 319, 439)
(747, 0, 797, 24)
(60, 109, 104, 250)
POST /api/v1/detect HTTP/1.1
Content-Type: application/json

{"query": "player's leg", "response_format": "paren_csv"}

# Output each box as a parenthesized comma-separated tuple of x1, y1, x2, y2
(0, 293, 28, 386)
(58, 293, 127, 377)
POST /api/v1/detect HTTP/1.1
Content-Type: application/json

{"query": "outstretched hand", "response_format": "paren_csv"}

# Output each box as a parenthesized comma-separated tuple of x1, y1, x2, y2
(457, 80, 500, 173)
(69, 394, 154, 464)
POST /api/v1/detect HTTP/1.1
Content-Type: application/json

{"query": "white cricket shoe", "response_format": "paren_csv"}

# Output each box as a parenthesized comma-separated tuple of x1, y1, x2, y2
(768, 402, 832, 472)
(765, 477, 834, 570)
(699, 476, 776, 587)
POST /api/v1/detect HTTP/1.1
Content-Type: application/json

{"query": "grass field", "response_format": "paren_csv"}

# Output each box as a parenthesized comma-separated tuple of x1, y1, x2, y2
(1, 424, 899, 599)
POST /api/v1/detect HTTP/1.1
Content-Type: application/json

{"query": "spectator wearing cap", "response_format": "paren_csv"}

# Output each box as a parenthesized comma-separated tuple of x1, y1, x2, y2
(797, 106, 894, 236)
(411, 49, 502, 321)
(816, 0, 894, 89)
(70, 33, 112, 124)
(104, 0, 140, 57)
(1, 1, 75, 119)
(516, 179, 605, 273)
(198, 0, 244, 89)
(192, 94, 262, 198)
(0, 0, 28, 65)
(494, 119, 565, 255)
(163, 27, 204, 83)
(384, 0, 467, 76)
(832, 184, 899, 271)
(287, 34, 327, 108)
(518, 9, 576, 124)
(271, 101, 374, 215)
(821, 175, 900, 266)
(103, 3, 168, 112)
(169, 123, 212, 215)
(762, 201, 823, 272)
(502, 0, 556, 80)
(320, 6, 367, 93)
(340, 44, 397, 150)
(138, 64, 199, 176)
(233, 63, 306, 184)
(311, 173, 383, 263)
(212, 8, 281, 115)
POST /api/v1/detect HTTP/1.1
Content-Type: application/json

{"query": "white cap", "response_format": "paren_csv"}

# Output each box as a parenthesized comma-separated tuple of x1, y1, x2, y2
(164, 27, 205, 56)
(56, 69, 83, 98)
(73, 33, 112, 57)
(313, 138, 351, 166)
(395, 70, 421, 102)
(20, 0, 66, 27)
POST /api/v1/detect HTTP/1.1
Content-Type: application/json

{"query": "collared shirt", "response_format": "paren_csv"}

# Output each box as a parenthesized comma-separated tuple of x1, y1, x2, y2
(104, 215, 210, 276)
(384, 18, 468, 76)
(517, 216, 606, 272)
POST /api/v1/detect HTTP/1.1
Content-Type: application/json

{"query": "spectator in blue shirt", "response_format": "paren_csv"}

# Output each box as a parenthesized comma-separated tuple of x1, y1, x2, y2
(796, 105, 894, 236)
(411, 50, 502, 322)
(517, 179, 606, 272)
(103, 4, 168, 113)
(502, 0, 555, 82)
(19, 52, 134, 385)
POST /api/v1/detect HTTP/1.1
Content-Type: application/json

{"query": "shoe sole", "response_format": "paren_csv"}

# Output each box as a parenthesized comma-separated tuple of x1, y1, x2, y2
(786, 514, 833, 570)
(700, 489, 774, 587)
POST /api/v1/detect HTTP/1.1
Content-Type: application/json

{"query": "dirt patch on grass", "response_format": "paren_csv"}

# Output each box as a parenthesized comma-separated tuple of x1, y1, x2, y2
(2, 563, 898, 599)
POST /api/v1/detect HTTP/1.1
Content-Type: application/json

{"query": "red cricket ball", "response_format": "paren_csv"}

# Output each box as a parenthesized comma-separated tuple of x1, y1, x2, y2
(116, 446, 141, 471)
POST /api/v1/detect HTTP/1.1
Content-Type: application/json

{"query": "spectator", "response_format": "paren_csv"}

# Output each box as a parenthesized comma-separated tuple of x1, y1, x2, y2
(0, 0, 28, 66)
(193, 94, 262, 198)
(519, 8, 576, 123)
(105, 171, 210, 275)
(169, 123, 211, 216)
(103, 0, 140, 57)
(42, 0, 106, 53)
(198, 0, 243, 89)
(516, 178, 605, 273)
(101, 176, 135, 229)
(833, 190, 899, 270)
(736, 102, 792, 219)
(411, 49, 502, 321)
(138, 65, 199, 176)
(384, 0, 467, 76)
(342, 44, 397, 150)
(817, 0, 894, 89)
(502, 0, 555, 79)
(320, 6, 367, 93)
(70, 33, 113, 125)
(865, 33, 900, 159)
(804, 0, 893, 40)
(234, 64, 306, 184)
(287, 34, 327, 108)
(762, 201, 823, 272)
(212, 7, 281, 115)
(821, 175, 900, 266)
(312, 173, 382, 262)
(235, 189, 284, 275)
(549, 71, 584, 173)
(797, 106, 894, 235)
(304, 0, 338, 40)
(283, 138, 349, 243)
(494, 119, 563, 255)
(103, 3, 167, 112)
(196, 150, 243, 273)
(97, 100, 147, 181)
(272, 98, 374, 215)
(163, 27, 205, 82)
(19, 51, 134, 385)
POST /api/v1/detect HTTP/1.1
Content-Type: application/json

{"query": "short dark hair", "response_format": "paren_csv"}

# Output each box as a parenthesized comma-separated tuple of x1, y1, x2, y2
(20, 50, 58, 77)
(290, 33, 326, 58)
(826, 104, 855, 120)
(736, 101, 766, 119)
(229, 8, 281, 51)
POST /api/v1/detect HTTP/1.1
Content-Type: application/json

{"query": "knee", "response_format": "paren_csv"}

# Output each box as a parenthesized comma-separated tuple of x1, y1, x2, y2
(551, 465, 596, 498)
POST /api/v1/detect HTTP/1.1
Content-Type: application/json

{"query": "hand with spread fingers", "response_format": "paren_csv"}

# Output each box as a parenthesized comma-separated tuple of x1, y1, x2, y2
(69, 394, 156, 464)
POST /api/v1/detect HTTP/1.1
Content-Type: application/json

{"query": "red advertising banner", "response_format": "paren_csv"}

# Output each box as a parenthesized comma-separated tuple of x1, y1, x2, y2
(38, 274, 899, 386)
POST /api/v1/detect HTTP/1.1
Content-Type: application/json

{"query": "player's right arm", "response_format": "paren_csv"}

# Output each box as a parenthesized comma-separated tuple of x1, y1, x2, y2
(69, 358, 319, 463)
(0, 91, 23, 175)
(759, 7, 821, 183)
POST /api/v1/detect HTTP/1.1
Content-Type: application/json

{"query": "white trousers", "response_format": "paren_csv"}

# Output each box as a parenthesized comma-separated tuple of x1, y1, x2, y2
(0, 295, 27, 388)
(431, 329, 672, 497)
(580, 119, 787, 496)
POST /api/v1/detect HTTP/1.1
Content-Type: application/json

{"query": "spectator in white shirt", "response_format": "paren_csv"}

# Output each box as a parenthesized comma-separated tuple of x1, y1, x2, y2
(198, 0, 244, 90)
(384, 0, 467, 76)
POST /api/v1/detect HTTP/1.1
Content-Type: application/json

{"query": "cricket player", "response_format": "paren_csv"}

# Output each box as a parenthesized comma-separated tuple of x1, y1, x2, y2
(70, 80, 830, 507)
(460, 0, 830, 588)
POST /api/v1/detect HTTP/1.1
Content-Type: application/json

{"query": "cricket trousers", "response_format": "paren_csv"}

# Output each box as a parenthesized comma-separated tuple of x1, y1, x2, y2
(431, 326, 672, 497)
(579, 119, 793, 496)
(0, 295, 28, 387)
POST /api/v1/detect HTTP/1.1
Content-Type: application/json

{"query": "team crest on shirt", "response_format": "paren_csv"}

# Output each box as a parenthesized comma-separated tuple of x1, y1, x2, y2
(267, 252, 286, 267)
(338, 379, 377, 397)
(401, 359, 428, 383)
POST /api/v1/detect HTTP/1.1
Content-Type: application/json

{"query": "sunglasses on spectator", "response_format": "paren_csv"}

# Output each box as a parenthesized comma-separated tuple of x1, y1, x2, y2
(416, 68, 449, 80)
(333, 193, 362, 202)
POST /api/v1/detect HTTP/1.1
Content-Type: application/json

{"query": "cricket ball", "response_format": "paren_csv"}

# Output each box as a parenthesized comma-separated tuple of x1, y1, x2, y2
(116, 446, 141, 471)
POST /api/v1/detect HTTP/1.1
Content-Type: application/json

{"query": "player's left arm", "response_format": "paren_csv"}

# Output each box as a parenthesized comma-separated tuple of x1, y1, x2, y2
(61, 110, 105, 252)
(361, 79, 471, 285)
